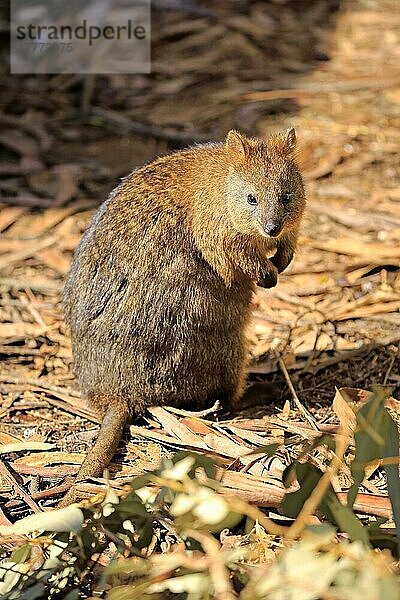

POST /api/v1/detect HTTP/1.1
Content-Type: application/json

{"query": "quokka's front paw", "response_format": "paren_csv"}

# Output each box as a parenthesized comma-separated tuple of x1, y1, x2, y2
(257, 268, 278, 289)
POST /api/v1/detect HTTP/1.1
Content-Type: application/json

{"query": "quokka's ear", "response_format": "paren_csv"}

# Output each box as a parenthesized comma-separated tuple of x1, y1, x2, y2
(225, 130, 250, 160)
(284, 127, 296, 154)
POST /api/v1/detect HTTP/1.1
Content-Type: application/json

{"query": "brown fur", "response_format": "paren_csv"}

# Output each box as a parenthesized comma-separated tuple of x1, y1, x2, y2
(59, 129, 305, 506)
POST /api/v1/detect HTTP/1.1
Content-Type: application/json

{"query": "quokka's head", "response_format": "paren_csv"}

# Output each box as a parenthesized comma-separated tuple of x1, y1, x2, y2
(224, 128, 305, 239)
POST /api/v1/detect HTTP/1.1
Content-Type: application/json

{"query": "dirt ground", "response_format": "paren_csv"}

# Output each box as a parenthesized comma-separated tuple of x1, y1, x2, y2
(0, 0, 399, 517)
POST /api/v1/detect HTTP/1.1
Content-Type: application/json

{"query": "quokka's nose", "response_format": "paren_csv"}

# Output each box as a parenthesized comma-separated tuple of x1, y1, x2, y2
(263, 221, 281, 237)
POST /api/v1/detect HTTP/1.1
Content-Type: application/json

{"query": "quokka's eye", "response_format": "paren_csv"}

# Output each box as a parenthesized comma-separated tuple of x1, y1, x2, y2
(247, 194, 258, 205)
(282, 192, 292, 204)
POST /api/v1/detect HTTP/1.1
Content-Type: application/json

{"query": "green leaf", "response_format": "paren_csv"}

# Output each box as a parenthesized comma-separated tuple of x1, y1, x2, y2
(107, 583, 154, 600)
(382, 411, 400, 550)
(128, 473, 155, 491)
(106, 557, 148, 576)
(282, 463, 369, 544)
(79, 527, 98, 556)
(282, 463, 341, 526)
(244, 517, 255, 534)
(304, 523, 336, 541)
(348, 386, 393, 507)
(282, 463, 322, 518)
(117, 499, 149, 518)
(282, 433, 336, 489)
(62, 591, 80, 600)
(207, 510, 243, 534)
(367, 528, 399, 554)
(10, 545, 31, 564)
(323, 493, 369, 545)
(135, 519, 153, 549)
(298, 433, 337, 458)
(17, 582, 47, 600)
(246, 443, 280, 456)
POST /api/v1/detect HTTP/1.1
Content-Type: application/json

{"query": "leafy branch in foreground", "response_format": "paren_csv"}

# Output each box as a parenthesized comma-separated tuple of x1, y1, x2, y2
(280, 386, 400, 552)
(0, 387, 399, 599)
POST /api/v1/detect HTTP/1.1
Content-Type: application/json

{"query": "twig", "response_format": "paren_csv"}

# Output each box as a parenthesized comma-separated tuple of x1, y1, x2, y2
(226, 494, 287, 537)
(0, 236, 58, 270)
(164, 399, 221, 418)
(286, 413, 352, 540)
(0, 461, 42, 514)
(186, 530, 237, 600)
(41, 397, 100, 424)
(383, 348, 398, 385)
(276, 352, 319, 431)
(0, 197, 55, 208)
(305, 342, 381, 375)
(240, 76, 400, 103)
(0, 375, 81, 398)
(0, 346, 43, 356)
(0, 278, 62, 293)
(20, 295, 47, 329)
(5, 483, 72, 508)
(91, 108, 214, 144)
(0, 374, 100, 422)
(103, 527, 134, 555)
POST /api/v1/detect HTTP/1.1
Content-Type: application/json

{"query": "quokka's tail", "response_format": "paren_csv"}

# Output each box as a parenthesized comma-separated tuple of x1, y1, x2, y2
(58, 399, 129, 508)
